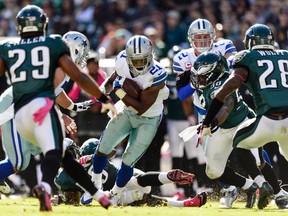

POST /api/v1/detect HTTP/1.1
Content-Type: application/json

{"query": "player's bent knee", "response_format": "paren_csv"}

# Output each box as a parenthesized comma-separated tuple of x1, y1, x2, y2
(143, 186, 151, 194)
(206, 168, 222, 180)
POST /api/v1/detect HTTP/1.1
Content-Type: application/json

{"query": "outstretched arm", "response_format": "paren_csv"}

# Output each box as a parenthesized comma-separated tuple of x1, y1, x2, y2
(58, 54, 116, 116)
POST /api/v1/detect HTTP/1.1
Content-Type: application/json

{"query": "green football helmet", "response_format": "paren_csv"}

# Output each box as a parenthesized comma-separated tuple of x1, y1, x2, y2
(15, 5, 48, 36)
(80, 138, 100, 156)
(191, 52, 228, 89)
(243, 24, 274, 50)
(63, 138, 81, 160)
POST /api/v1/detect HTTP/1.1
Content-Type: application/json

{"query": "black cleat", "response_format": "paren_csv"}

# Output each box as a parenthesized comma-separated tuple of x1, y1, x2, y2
(245, 183, 257, 208)
(257, 182, 273, 209)
(275, 195, 288, 209)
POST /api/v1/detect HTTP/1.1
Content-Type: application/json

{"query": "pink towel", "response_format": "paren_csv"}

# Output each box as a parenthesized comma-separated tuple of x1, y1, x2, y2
(33, 98, 54, 126)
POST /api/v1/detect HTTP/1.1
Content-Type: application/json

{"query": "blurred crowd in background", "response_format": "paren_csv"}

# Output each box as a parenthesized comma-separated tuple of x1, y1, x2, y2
(1, 0, 288, 199)
(0, 0, 287, 57)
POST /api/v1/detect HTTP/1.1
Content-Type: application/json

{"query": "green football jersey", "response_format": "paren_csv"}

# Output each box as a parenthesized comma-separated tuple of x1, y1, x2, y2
(0, 36, 70, 112)
(199, 73, 249, 128)
(233, 49, 288, 115)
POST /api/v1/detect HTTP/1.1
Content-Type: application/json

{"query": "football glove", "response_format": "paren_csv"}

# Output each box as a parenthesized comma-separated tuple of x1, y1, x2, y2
(196, 124, 212, 147)
(101, 99, 117, 117)
(113, 76, 126, 89)
(69, 100, 95, 112)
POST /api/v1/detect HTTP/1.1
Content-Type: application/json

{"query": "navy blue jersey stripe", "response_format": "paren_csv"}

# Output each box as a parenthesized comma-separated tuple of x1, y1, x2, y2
(133, 37, 136, 53)
(138, 36, 141, 53)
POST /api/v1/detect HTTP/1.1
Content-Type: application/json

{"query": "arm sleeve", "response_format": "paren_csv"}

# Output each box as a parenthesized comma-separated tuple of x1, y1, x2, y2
(178, 83, 195, 101)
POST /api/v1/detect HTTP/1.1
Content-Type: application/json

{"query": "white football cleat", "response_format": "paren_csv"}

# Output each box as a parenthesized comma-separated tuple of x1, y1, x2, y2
(0, 180, 10, 194)
(80, 191, 93, 205)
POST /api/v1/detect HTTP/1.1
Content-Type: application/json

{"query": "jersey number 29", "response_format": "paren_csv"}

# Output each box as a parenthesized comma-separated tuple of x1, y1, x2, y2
(8, 46, 50, 83)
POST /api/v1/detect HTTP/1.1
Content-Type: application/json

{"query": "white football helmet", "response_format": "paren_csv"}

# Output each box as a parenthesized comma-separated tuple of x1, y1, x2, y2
(125, 35, 153, 77)
(187, 18, 216, 53)
(62, 31, 90, 68)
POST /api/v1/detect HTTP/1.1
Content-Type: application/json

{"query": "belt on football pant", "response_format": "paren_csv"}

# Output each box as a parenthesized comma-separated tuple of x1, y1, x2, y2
(265, 113, 288, 120)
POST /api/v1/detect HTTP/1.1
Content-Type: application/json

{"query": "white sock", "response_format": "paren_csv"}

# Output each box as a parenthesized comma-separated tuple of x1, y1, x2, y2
(254, 175, 266, 188)
(111, 184, 124, 197)
(41, 181, 52, 195)
(94, 190, 105, 200)
(167, 200, 184, 207)
(158, 172, 170, 184)
(242, 179, 254, 190)
(275, 190, 284, 198)
(92, 173, 102, 189)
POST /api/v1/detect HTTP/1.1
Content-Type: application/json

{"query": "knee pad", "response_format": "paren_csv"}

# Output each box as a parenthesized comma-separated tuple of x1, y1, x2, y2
(206, 166, 221, 180)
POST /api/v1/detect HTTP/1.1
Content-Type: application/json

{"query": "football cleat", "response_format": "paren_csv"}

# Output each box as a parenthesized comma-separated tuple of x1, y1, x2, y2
(245, 183, 257, 208)
(80, 191, 93, 205)
(257, 182, 273, 209)
(167, 169, 194, 185)
(0, 180, 10, 194)
(110, 191, 121, 206)
(282, 188, 288, 199)
(275, 195, 288, 209)
(97, 195, 111, 209)
(219, 186, 238, 208)
(172, 191, 186, 200)
(183, 192, 207, 207)
(33, 185, 52, 211)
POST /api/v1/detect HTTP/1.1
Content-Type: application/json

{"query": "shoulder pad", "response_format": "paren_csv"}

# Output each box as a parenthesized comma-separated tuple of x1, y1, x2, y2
(173, 50, 188, 62)
(115, 50, 127, 71)
(0, 37, 20, 45)
(50, 34, 62, 39)
(233, 50, 249, 65)
(215, 39, 233, 45)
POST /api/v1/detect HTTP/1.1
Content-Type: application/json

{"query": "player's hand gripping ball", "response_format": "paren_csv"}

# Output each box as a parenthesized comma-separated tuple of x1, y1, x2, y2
(122, 78, 141, 99)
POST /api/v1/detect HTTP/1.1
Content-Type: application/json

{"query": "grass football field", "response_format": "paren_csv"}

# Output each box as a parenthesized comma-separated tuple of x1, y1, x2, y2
(0, 197, 288, 216)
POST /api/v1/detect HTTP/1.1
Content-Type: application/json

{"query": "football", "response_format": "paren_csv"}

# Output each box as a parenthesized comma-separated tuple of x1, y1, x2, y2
(122, 78, 141, 99)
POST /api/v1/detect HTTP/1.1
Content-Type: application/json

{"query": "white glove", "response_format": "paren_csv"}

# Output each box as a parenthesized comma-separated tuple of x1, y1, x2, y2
(196, 125, 212, 147)
(101, 100, 117, 117)
(69, 100, 95, 112)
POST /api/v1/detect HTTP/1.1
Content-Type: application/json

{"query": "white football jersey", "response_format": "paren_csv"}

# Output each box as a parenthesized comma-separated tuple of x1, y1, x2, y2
(173, 39, 237, 74)
(173, 39, 236, 111)
(115, 50, 169, 117)
(54, 74, 70, 97)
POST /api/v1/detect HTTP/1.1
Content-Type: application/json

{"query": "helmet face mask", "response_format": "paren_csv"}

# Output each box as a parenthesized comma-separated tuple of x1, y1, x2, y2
(62, 31, 90, 68)
(125, 35, 153, 77)
(16, 5, 48, 36)
(63, 138, 81, 159)
(80, 138, 100, 156)
(191, 52, 227, 89)
(188, 19, 215, 53)
(243, 24, 274, 50)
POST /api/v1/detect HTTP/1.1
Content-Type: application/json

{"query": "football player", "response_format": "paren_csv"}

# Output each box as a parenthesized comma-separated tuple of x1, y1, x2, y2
(83, 35, 169, 206)
(54, 138, 201, 206)
(199, 24, 288, 209)
(173, 18, 242, 208)
(0, 5, 115, 211)
(173, 18, 236, 104)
